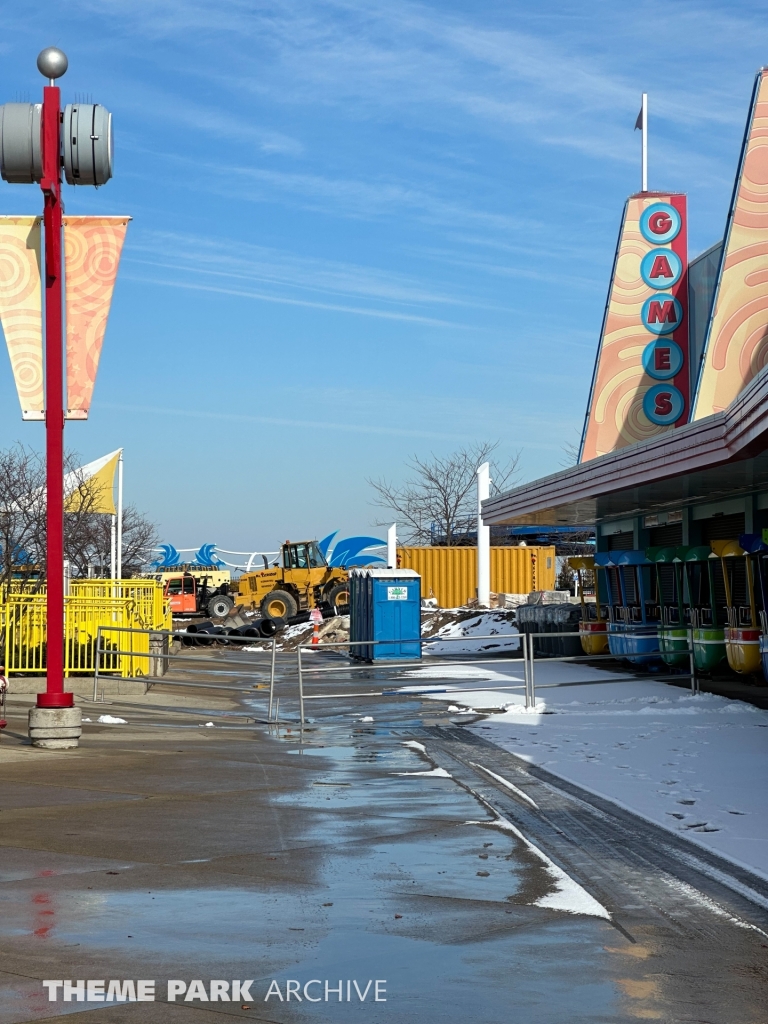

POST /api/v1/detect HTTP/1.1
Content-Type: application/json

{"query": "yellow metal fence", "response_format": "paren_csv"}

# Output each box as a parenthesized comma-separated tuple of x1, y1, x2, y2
(0, 580, 171, 677)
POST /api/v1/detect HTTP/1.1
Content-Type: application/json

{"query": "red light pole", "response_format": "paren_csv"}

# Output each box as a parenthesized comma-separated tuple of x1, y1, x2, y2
(38, 67, 69, 711)
(0, 49, 114, 745)
(0, 49, 114, 747)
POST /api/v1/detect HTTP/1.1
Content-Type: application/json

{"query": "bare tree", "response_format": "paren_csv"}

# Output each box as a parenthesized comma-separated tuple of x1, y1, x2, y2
(0, 444, 47, 590)
(0, 443, 158, 586)
(368, 442, 520, 545)
(560, 427, 583, 468)
(66, 505, 158, 579)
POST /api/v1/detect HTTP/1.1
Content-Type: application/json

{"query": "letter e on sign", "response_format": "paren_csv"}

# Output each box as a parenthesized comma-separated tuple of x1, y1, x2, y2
(654, 348, 671, 371)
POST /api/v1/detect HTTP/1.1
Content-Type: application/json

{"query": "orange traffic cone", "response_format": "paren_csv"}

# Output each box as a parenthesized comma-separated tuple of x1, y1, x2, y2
(311, 622, 320, 645)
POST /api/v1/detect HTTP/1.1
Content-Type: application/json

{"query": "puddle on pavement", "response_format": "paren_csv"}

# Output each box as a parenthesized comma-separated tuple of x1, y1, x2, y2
(0, 703, 638, 1024)
(0, 882, 617, 1024)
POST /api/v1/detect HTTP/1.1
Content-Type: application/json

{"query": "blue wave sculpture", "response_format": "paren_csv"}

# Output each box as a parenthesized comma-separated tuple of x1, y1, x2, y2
(194, 543, 225, 568)
(326, 535, 386, 568)
(153, 544, 181, 569)
(318, 532, 337, 559)
(0, 544, 32, 566)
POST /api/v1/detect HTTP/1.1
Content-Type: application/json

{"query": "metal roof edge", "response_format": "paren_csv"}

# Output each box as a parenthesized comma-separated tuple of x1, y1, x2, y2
(483, 367, 768, 525)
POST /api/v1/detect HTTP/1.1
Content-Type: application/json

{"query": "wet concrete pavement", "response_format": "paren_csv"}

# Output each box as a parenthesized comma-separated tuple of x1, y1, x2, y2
(0, 660, 766, 1023)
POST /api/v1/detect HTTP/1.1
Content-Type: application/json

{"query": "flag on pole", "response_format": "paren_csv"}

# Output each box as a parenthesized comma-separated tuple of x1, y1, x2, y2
(635, 107, 643, 130)
(0, 216, 44, 420)
(63, 216, 130, 420)
(64, 449, 122, 514)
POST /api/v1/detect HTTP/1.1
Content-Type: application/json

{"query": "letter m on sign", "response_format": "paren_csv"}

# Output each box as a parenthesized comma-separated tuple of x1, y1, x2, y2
(647, 300, 677, 324)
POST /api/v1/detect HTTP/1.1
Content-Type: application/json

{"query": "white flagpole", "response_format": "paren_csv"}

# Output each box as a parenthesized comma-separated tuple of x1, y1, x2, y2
(110, 516, 116, 579)
(641, 92, 648, 192)
(387, 523, 397, 568)
(116, 452, 123, 582)
(477, 462, 491, 607)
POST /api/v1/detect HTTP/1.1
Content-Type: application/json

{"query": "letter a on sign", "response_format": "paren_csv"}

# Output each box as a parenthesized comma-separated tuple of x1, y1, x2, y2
(649, 254, 673, 280)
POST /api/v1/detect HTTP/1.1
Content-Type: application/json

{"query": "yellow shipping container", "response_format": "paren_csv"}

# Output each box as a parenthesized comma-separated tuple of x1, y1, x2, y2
(397, 546, 556, 608)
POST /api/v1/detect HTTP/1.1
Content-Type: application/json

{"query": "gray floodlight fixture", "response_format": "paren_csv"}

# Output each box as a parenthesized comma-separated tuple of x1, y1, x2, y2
(62, 104, 113, 185)
(0, 103, 42, 183)
(37, 47, 68, 84)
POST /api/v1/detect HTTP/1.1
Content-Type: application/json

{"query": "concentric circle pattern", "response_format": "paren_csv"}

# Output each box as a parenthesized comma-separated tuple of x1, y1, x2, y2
(63, 217, 129, 418)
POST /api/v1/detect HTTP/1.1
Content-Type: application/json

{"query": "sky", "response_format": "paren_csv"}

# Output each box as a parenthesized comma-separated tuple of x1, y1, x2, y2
(0, 0, 767, 557)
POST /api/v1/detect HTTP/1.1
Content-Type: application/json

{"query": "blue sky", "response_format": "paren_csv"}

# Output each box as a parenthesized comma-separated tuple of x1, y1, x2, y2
(0, 0, 766, 554)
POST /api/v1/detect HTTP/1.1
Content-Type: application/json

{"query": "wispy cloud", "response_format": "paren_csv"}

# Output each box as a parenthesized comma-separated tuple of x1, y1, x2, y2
(100, 401, 466, 440)
(127, 226, 521, 303)
(121, 271, 469, 328)
(84, 0, 763, 156)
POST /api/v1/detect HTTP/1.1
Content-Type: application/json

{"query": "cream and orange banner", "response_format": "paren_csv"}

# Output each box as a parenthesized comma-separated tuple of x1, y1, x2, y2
(0, 216, 44, 420)
(64, 215, 129, 420)
(580, 194, 689, 462)
(694, 71, 768, 419)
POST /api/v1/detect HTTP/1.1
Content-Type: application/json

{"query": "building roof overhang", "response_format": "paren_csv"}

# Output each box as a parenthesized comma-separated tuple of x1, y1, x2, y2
(483, 368, 768, 527)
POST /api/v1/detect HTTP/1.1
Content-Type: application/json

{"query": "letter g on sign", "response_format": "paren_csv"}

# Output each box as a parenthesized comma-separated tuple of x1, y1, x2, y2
(639, 202, 681, 244)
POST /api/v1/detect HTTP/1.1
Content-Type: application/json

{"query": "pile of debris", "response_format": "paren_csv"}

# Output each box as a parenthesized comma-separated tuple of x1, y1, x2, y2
(176, 600, 529, 655)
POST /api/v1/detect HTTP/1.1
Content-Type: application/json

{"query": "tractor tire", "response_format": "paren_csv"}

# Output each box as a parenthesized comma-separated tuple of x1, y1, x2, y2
(261, 589, 298, 621)
(208, 594, 235, 619)
(327, 583, 350, 614)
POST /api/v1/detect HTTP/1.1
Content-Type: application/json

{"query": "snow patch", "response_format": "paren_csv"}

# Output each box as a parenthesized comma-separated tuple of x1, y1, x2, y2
(394, 768, 452, 778)
(97, 715, 127, 725)
(468, 762, 539, 809)
(466, 817, 610, 919)
(422, 610, 520, 655)
(470, 666, 768, 879)
(401, 740, 427, 754)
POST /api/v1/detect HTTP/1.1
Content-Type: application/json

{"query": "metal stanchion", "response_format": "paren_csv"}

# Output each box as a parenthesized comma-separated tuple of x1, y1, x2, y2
(268, 636, 277, 720)
(688, 627, 698, 694)
(522, 632, 530, 709)
(92, 627, 102, 702)
(529, 637, 536, 707)
(297, 645, 305, 724)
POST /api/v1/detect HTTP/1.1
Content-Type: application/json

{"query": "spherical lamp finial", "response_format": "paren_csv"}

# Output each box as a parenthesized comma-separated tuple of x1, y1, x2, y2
(37, 48, 68, 82)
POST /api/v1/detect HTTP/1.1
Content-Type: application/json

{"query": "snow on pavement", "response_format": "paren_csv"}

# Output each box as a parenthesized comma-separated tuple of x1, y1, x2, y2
(476, 669, 768, 879)
(401, 657, 768, 880)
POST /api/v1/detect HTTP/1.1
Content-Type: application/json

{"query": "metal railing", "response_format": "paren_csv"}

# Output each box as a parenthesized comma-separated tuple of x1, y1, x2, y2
(519, 627, 700, 707)
(295, 633, 527, 724)
(92, 625, 280, 708)
(89, 624, 706, 727)
(295, 626, 702, 720)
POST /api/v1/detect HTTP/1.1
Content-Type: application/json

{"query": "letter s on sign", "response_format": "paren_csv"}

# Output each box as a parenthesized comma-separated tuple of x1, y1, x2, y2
(648, 212, 672, 234)
(655, 393, 674, 417)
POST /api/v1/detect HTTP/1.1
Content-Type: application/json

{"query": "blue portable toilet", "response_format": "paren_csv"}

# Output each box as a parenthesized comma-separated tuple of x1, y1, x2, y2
(349, 568, 421, 661)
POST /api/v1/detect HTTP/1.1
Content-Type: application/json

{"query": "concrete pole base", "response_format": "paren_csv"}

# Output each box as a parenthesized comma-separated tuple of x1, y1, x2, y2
(28, 706, 82, 749)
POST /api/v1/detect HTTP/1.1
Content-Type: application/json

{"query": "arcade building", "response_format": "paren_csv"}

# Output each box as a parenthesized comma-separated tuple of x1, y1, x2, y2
(484, 68, 768, 688)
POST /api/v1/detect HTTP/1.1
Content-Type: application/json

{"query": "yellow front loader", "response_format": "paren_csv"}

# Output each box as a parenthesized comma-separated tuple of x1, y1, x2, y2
(236, 540, 349, 621)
